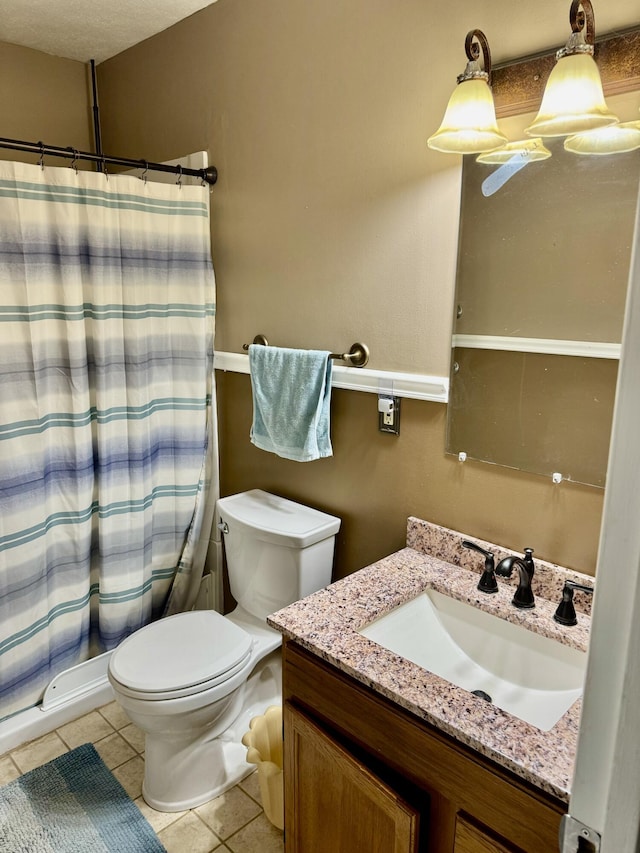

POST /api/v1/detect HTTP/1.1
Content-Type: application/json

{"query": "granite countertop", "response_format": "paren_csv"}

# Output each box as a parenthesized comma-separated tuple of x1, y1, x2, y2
(268, 518, 593, 803)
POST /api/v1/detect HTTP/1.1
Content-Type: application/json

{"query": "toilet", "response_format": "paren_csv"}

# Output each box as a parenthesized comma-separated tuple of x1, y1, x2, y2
(107, 489, 340, 812)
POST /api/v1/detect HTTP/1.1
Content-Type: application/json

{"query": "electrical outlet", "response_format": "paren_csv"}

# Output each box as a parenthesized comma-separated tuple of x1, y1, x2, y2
(378, 395, 400, 435)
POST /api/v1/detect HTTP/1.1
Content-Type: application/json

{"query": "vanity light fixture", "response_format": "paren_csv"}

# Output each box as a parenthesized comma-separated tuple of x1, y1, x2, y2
(427, 29, 507, 154)
(525, 0, 618, 138)
(564, 121, 640, 155)
(476, 138, 551, 164)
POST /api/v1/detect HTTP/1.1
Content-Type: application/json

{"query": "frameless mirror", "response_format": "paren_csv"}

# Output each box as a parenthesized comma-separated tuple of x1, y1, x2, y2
(446, 136, 640, 487)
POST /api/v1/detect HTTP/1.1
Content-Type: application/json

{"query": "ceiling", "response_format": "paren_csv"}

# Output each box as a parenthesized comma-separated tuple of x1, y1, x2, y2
(2, 0, 638, 67)
(1, 0, 218, 64)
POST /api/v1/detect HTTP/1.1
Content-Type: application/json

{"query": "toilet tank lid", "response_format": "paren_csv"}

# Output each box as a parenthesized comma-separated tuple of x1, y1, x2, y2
(216, 490, 340, 548)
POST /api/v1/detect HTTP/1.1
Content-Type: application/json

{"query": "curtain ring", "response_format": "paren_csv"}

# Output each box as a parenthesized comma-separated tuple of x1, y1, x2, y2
(141, 161, 148, 184)
(70, 149, 79, 174)
(38, 142, 45, 170)
(176, 165, 183, 188)
(102, 156, 108, 180)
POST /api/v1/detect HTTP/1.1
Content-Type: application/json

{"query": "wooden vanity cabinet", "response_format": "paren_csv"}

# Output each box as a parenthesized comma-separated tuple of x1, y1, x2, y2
(286, 706, 420, 853)
(283, 640, 566, 853)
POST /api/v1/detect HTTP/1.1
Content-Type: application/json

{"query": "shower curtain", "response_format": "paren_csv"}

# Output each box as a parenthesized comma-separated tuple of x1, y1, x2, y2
(0, 160, 216, 721)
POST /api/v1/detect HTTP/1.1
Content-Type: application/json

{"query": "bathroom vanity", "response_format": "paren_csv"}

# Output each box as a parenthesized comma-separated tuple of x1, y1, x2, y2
(268, 518, 592, 852)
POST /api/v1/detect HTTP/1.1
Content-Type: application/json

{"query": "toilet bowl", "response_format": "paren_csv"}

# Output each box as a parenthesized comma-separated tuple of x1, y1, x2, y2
(108, 490, 340, 811)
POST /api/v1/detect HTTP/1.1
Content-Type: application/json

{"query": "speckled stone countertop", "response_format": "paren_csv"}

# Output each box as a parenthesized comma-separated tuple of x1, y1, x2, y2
(268, 517, 594, 803)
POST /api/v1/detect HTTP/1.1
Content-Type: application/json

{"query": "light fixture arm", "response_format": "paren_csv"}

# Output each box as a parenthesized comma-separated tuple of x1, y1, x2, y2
(458, 29, 493, 84)
(557, 0, 596, 58)
(570, 0, 595, 45)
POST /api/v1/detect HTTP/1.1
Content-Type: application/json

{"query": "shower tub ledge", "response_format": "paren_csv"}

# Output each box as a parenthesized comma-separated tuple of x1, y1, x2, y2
(0, 651, 115, 755)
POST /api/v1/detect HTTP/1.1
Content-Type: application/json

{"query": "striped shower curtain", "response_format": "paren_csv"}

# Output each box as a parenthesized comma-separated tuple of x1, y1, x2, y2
(0, 161, 216, 721)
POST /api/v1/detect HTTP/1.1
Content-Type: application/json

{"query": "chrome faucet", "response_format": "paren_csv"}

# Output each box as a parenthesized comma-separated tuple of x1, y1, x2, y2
(495, 548, 535, 609)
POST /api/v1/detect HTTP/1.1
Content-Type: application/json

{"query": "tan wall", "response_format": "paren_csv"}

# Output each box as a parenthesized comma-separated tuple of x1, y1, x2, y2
(218, 372, 602, 578)
(0, 41, 93, 156)
(96, 0, 639, 577)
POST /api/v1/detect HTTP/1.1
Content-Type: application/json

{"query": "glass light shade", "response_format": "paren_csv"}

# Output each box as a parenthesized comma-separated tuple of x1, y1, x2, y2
(564, 121, 640, 155)
(476, 138, 552, 164)
(526, 53, 618, 137)
(427, 78, 507, 154)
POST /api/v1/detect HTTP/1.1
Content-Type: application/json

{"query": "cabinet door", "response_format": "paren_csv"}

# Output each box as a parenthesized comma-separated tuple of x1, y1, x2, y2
(454, 813, 522, 853)
(284, 703, 420, 853)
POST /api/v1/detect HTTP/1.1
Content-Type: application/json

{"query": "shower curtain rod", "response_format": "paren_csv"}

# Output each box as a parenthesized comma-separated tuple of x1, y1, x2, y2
(0, 136, 218, 185)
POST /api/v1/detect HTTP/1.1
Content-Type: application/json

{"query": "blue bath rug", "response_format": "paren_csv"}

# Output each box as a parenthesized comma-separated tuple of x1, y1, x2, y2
(0, 742, 166, 852)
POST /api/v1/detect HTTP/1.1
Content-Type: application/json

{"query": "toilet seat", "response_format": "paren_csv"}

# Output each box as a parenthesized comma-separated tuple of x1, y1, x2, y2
(108, 611, 254, 701)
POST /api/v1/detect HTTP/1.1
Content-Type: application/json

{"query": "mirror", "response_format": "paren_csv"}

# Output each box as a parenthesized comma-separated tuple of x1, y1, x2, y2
(446, 135, 640, 487)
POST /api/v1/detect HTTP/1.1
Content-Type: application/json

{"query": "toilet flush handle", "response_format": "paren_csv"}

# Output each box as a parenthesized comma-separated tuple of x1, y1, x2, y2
(217, 520, 229, 534)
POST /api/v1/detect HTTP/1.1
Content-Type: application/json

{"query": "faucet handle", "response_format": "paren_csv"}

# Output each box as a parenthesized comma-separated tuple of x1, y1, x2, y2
(553, 580, 594, 626)
(462, 540, 498, 594)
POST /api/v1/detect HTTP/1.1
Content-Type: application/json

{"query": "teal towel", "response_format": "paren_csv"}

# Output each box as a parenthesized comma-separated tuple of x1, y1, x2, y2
(249, 345, 333, 462)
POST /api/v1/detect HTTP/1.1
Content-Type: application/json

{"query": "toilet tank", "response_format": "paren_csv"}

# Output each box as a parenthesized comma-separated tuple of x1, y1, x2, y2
(216, 490, 341, 620)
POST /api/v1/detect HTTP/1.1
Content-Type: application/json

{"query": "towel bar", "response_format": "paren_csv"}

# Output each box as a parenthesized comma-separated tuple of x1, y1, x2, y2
(242, 335, 370, 367)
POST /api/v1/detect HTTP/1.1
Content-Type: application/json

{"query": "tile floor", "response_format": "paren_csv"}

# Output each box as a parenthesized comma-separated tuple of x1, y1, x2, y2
(0, 702, 284, 853)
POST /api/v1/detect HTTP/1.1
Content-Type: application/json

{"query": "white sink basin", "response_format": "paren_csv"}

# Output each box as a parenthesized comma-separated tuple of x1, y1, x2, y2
(358, 588, 586, 731)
